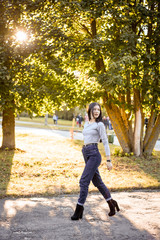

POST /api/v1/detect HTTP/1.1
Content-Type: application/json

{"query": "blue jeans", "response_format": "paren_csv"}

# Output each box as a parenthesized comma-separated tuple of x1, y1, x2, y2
(78, 144, 111, 205)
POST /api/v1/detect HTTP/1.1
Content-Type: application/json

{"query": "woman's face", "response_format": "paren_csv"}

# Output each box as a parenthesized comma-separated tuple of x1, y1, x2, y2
(91, 105, 100, 119)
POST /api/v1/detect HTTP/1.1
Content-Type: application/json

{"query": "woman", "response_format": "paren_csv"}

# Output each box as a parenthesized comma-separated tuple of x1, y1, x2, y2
(71, 102, 120, 220)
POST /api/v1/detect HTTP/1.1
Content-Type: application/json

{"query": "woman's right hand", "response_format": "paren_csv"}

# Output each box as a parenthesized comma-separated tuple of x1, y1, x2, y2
(107, 162, 113, 171)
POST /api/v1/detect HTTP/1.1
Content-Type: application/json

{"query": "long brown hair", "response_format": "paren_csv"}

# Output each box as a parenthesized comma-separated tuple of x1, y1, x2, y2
(88, 102, 102, 122)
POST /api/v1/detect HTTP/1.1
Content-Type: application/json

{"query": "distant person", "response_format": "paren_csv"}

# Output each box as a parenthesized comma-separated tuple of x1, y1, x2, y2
(78, 114, 83, 127)
(102, 116, 109, 130)
(71, 102, 120, 221)
(108, 118, 113, 130)
(53, 114, 57, 124)
(76, 115, 79, 127)
(144, 117, 148, 130)
(106, 116, 109, 129)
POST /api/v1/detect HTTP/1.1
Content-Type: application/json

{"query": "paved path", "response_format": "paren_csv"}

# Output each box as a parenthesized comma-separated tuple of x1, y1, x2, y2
(0, 119, 160, 150)
(0, 191, 159, 240)
(14, 125, 160, 151)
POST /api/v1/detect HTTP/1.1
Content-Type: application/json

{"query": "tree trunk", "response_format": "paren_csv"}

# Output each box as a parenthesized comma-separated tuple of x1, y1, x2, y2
(134, 108, 142, 156)
(133, 89, 142, 156)
(144, 114, 160, 155)
(103, 96, 131, 153)
(143, 110, 156, 149)
(2, 106, 15, 149)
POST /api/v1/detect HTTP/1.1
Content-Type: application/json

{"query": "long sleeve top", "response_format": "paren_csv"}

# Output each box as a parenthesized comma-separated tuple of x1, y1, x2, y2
(82, 121, 110, 156)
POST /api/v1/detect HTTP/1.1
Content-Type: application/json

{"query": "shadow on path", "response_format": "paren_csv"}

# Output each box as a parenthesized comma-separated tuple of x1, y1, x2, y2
(0, 149, 14, 198)
(0, 191, 159, 240)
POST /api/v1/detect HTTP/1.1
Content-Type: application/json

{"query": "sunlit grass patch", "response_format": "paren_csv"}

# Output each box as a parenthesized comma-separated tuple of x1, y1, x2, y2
(72, 140, 160, 192)
(0, 131, 159, 198)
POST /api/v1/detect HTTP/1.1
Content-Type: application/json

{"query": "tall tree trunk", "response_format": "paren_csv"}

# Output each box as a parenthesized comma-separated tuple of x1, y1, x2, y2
(134, 108, 142, 156)
(2, 104, 15, 149)
(144, 114, 160, 155)
(103, 96, 131, 153)
(133, 89, 142, 156)
(143, 109, 156, 149)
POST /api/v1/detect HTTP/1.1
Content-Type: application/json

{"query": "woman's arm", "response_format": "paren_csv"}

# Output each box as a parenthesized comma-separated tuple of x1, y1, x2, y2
(98, 122, 112, 171)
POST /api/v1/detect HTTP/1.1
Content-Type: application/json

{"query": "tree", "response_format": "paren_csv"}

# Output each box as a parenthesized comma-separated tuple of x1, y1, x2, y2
(101, 0, 160, 156)
(0, 0, 94, 149)
(1, 0, 159, 156)
(45, 0, 160, 156)
(0, 0, 53, 149)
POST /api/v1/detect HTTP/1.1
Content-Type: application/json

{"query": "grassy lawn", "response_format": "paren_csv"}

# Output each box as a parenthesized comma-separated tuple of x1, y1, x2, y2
(0, 131, 159, 198)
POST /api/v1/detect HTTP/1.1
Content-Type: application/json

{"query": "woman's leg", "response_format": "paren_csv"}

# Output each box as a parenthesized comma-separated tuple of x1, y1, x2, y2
(92, 169, 111, 201)
(78, 151, 101, 205)
(92, 169, 120, 216)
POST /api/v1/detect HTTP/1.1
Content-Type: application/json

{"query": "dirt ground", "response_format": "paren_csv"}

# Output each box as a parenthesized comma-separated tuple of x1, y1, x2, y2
(0, 190, 160, 240)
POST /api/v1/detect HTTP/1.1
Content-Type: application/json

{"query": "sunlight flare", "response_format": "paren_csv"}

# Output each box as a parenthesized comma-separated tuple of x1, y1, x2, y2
(16, 31, 27, 42)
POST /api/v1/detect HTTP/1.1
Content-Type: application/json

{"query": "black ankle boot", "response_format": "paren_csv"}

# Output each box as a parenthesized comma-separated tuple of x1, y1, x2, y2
(107, 199, 120, 217)
(71, 204, 84, 220)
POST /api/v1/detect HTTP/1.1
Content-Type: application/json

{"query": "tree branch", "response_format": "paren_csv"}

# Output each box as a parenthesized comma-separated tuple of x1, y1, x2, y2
(80, 24, 92, 38)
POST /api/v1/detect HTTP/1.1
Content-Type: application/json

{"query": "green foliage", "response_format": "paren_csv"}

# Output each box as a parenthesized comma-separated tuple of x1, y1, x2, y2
(0, 0, 159, 117)
(113, 148, 134, 157)
(44, 0, 160, 114)
(0, 0, 98, 117)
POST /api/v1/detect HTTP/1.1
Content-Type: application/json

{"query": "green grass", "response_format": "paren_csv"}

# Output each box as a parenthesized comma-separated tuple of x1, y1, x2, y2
(0, 132, 159, 198)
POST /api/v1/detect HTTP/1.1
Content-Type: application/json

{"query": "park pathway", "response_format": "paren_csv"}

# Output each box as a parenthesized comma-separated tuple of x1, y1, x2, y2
(0, 119, 160, 151)
(14, 125, 160, 151)
(0, 191, 159, 240)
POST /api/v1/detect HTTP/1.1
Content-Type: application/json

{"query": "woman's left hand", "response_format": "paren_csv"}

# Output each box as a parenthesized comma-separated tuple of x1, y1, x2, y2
(107, 162, 113, 171)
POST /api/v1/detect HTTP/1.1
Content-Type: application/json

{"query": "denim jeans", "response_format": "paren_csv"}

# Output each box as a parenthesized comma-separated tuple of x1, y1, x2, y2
(78, 144, 111, 205)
